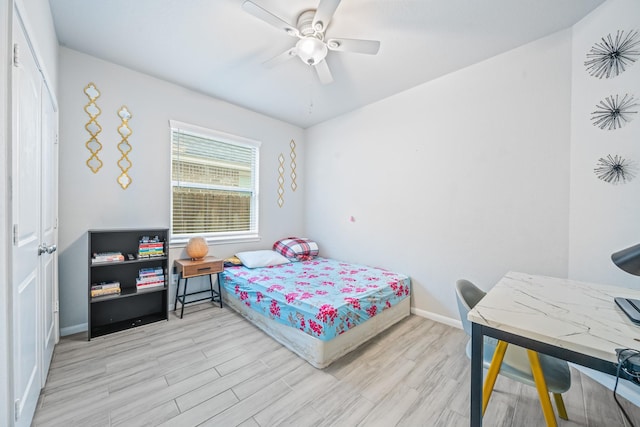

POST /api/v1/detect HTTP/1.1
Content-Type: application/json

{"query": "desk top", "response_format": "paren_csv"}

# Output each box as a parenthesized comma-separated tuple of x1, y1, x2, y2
(468, 272, 640, 364)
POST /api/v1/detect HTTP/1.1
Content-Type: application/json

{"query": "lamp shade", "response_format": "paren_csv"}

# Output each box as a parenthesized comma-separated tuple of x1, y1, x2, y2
(612, 243, 640, 276)
(296, 36, 327, 65)
(185, 237, 208, 260)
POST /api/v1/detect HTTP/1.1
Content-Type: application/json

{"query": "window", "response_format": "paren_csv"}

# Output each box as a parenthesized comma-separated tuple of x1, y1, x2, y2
(170, 120, 260, 244)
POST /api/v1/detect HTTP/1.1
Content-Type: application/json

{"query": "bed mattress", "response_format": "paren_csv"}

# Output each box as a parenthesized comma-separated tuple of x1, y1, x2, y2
(220, 257, 411, 341)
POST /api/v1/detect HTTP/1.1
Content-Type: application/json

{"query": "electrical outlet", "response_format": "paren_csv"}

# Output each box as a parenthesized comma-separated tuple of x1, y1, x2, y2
(171, 274, 178, 285)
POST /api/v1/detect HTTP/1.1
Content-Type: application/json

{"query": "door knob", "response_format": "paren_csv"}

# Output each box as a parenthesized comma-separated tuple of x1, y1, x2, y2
(38, 243, 57, 255)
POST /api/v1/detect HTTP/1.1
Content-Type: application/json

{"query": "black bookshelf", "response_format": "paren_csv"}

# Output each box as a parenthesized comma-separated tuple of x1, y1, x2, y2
(88, 228, 168, 340)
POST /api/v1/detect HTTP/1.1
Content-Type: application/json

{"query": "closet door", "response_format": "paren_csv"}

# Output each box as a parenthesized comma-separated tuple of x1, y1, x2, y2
(12, 18, 43, 427)
(40, 86, 58, 379)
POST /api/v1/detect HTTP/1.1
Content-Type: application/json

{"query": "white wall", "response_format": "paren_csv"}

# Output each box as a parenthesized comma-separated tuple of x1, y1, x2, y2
(58, 48, 305, 334)
(569, 0, 640, 288)
(305, 30, 573, 321)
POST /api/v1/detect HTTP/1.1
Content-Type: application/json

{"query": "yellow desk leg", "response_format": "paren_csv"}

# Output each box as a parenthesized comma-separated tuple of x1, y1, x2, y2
(482, 340, 508, 415)
(553, 393, 568, 420)
(527, 350, 557, 427)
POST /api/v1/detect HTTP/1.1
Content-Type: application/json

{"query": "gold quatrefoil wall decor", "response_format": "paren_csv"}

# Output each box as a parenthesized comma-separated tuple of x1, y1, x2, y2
(116, 106, 133, 189)
(277, 153, 285, 207)
(83, 83, 103, 173)
(290, 139, 297, 192)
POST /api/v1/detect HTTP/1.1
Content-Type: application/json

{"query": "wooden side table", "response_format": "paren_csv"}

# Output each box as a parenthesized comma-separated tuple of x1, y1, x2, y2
(174, 256, 224, 319)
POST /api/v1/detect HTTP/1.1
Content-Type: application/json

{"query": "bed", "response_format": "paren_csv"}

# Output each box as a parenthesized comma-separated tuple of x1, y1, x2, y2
(220, 256, 411, 368)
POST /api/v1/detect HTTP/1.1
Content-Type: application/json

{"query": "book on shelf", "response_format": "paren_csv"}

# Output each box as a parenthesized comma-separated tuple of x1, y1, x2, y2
(139, 247, 163, 251)
(136, 276, 165, 285)
(91, 286, 121, 298)
(138, 236, 164, 258)
(139, 242, 164, 249)
(138, 250, 165, 258)
(92, 252, 124, 263)
(91, 281, 121, 290)
(136, 281, 165, 290)
(136, 266, 164, 289)
(91, 280, 121, 297)
(139, 235, 161, 243)
(138, 267, 163, 277)
(139, 249, 163, 255)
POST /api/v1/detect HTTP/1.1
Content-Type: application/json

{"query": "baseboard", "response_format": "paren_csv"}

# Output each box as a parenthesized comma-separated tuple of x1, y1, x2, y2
(411, 306, 462, 329)
(60, 322, 88, 337)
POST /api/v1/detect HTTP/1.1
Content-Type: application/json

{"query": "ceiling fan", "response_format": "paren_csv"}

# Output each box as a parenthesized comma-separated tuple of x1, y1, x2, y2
(242, 0, 381, 84)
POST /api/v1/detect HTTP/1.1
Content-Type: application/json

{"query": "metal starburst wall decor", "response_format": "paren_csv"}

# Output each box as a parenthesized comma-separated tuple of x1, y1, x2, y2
(591, 94, 638, 130)
(585, 30, 640, 79)
(594, 154, 637, 185)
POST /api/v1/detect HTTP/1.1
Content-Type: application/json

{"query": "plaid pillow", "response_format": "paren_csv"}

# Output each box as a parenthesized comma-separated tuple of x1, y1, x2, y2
(273, 237, 319, 261)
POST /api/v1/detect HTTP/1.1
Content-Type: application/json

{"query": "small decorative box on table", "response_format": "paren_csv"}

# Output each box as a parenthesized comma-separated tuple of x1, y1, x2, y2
(174, 256, 224, 318)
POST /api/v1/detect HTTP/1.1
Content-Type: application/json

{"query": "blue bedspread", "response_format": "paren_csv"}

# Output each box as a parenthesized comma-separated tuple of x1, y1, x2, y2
(220, 257, 411, 341)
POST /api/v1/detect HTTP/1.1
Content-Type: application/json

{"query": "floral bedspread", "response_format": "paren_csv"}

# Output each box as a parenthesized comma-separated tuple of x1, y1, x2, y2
(220, 257, 411, 341)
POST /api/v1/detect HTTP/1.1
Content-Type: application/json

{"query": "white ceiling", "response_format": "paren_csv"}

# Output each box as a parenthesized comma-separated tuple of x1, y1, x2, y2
(49, 0, 605, 128)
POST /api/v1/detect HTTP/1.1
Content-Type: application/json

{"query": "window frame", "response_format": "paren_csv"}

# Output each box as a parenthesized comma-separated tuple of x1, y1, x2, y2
(169, 120, 261, 246)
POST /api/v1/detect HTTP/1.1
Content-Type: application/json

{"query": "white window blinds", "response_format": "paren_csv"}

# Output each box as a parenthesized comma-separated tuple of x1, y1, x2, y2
(170, 121, 260, 243)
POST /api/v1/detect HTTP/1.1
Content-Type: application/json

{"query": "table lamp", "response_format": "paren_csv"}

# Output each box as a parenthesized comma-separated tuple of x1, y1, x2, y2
(612, 243, 640, 276)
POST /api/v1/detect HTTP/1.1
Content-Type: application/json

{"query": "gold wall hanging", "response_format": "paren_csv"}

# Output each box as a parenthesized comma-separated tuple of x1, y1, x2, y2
(83, 83, 103, 173)
(290, 139, 297, 191)
(116, 106, 133, 189)
(277, 153, 285, 207)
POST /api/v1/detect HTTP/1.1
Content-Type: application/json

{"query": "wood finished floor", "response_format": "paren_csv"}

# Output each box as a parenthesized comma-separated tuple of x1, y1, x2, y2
(34, 304, 640, 426)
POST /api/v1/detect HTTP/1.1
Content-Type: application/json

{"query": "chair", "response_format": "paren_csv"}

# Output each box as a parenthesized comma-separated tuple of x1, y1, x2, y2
(456, 279, 571, 426)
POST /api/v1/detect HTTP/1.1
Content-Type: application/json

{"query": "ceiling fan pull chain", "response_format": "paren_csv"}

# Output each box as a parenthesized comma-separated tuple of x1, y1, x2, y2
(308, 66, 315, 115)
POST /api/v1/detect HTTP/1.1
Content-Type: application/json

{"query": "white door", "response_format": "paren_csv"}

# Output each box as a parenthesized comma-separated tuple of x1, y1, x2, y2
(40, 85, 58, 379)
(12, 19, 43, 427)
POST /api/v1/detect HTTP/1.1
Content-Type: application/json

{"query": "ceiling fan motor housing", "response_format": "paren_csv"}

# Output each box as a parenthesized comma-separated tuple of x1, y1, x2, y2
(297, 9, 322, 37)
(295, 9, 328, 65)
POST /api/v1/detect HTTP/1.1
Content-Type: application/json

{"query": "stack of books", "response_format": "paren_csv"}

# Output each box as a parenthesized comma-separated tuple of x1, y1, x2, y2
(136, 267, 165, 291)
(138, 236, 164, 258)
(91, 281, 121, 298)
(92, 252, 124, 264)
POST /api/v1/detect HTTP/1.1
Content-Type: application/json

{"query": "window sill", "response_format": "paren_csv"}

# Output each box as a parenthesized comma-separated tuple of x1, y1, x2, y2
(169, 234, 261, 249)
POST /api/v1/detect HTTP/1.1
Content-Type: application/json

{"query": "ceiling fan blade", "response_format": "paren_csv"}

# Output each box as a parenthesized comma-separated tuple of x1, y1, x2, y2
(314, 60, 334, 84)
(312, 0, 341, 33)
(263, 47, 297, 68)
(326, 38, 380, 55)
(242, 0, 299, 37)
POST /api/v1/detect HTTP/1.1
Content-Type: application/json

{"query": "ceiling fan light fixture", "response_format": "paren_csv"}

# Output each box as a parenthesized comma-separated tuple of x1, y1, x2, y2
(327, 40, 340, 49)
(296, 36, 327, 65)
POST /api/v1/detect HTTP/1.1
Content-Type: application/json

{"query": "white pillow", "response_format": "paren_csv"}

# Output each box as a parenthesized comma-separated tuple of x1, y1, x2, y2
(235, 250, 291, 268)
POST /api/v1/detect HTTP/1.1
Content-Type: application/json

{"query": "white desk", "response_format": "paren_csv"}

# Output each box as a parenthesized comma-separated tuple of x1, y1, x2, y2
(468, 272, 640, 426)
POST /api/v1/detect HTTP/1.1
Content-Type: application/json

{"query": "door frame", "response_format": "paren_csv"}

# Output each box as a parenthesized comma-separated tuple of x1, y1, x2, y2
(1, 0, 13, 424)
